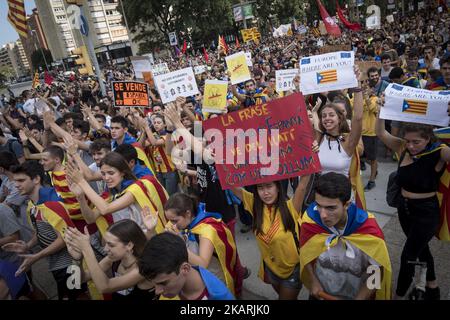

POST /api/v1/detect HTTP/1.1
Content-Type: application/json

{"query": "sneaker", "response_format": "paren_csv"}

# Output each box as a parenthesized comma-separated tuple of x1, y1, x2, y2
(240, 224, 252, 233)
(424, 286, 440, 300)
(364, 181, 376, 191)
(360, 161, 366, 171)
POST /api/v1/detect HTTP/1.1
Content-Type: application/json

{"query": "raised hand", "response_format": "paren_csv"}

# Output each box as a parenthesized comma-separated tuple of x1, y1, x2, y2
(164, 103, 181, 125)
(1, 240, 28, 254)
(65, 227, 91, 253)
(141, 206, 158, 231)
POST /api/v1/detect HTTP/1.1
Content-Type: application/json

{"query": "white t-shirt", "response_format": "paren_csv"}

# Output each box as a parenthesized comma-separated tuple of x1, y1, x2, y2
(315, 225, 379, 299)
(22, 98, 37, 114)
(418, 57, 440, 70)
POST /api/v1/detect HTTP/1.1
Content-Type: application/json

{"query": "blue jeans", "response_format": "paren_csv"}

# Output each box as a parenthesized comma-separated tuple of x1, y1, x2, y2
(156, 171, 179, 195)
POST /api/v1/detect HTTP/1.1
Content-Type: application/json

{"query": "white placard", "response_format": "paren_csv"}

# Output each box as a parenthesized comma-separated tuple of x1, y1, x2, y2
(366, 15, 380, 29)
(298, 25, 308, 34)
(130, 56, 152, 79)
(299, 51, 357, 95)
(380, 84, 450, 127)
(169, 32, 178, 46)
(154, 67, 199, 104)
(151, 63, 170, 77)
(194, 65, 207, 75)
(275, 69, 299, 92)
(245, 52, 253, 66)
(386, 15, 394, 23)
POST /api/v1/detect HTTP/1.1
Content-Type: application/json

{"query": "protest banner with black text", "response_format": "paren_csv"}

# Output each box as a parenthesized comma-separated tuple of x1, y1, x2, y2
(276, 69, 299, 92)
(300, 51, 357, 95)
(154, 67, 199, 104)
(380, 84, 450, 127)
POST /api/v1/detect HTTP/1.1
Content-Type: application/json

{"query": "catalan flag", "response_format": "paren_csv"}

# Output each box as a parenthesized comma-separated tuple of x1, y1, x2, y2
(7, 0, 28, 38)
(316, 69, 337, 84)
(218, 35, 229, 56)
(300, 203, 392, 299)
(402, 99, 428, 115)
(186, 203, 239, 296)
(311, 27, 321, 37)
(31, 71, 40, 89)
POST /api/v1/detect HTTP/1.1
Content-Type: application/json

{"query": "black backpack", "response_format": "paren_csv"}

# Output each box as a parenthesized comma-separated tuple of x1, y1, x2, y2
(386, 151, 407, 208)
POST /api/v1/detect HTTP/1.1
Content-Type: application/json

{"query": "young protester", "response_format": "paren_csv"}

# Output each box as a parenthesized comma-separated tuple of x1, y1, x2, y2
(138, 232, 235, 300)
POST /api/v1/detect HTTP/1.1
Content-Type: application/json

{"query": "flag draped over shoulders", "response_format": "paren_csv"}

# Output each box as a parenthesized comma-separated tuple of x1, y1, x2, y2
(28, 201, 75, 236)
(187, 204, 238, 296)
(300, 203, 392, 300)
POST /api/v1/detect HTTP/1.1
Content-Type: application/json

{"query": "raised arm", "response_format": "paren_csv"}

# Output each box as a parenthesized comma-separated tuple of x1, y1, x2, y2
(344, 66, 364, 154)
(375, 97, 404, 155)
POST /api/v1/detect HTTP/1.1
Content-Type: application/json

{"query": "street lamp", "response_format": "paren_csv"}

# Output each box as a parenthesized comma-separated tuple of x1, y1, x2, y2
(31, 30, 49, 71)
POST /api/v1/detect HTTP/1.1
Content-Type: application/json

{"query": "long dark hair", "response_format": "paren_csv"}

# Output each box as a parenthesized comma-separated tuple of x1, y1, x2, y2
(107, 219, 147, 257)
(252, 181, 296, 236)
(318, 103, 350, 135)
(402, 123, 438, 145)
(100, 152, 136, 181)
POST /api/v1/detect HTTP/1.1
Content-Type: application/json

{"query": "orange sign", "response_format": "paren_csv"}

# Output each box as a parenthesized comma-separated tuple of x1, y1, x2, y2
(112, 81, 150, 108)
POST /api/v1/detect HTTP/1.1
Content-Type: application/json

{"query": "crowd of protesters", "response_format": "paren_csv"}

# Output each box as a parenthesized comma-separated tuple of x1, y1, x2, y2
(0, 7, 449, 300)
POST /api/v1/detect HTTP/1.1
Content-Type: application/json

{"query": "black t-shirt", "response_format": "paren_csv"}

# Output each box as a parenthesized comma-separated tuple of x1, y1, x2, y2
(193, 160, 235, 223)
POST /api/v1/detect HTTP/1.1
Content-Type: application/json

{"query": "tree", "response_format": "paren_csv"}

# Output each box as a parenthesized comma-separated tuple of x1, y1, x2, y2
(0, 66, 15, 88)
(31, 49, 53, 71)
(120, 0, 236, 53)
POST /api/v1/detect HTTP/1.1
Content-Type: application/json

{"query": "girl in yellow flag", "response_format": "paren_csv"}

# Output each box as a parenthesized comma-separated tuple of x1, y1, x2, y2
(230, 173, 313, 300)
(66, 152, 167, 237)
(163, 193, 239, 297)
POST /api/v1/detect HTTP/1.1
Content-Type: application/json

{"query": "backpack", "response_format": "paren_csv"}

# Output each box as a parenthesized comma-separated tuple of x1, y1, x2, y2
(386, 151, 407, 208)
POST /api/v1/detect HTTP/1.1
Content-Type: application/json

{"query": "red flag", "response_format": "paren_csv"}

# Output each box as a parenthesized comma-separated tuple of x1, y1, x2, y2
(44, 71, 53, 85)
(181, 40, 187, 54)
(203, 47, 209, 63)
(235, 37, 240, 49)
(316, 0, 341, 37)
(336, 1, 361, 31)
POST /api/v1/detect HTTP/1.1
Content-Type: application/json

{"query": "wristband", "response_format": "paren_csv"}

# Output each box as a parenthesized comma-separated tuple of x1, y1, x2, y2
(166, 129, 174, 134)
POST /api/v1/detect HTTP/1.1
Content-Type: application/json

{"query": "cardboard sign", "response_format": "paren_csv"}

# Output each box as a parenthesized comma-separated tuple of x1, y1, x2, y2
(202, 93, 321, 189)
(319, 44, 351, 54)
(356, 61, 382, 81)
(282, 42, 297, 54)
(130, 56, 152, 79)
(380, 84, 450, 127)
(153, 67, 199, 104)
(275, 69, 299, 92)
(300, 51, 358, 95)
(112, 81, 150, 108)
(202, 80, 228, 114)
(225, 52, 252, 85)
(142, 71, 154, 88)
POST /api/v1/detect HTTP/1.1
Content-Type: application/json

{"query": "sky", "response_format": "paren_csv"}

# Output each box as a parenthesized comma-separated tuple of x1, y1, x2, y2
(0, 0, 37, 47)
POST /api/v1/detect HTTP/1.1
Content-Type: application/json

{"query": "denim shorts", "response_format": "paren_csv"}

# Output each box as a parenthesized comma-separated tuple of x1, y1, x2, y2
(264, 263, 302, 290)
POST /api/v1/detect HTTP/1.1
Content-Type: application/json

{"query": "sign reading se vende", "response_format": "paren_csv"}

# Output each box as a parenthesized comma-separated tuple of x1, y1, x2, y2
(112, 81, 150, 108)
(202, 93, 322, 189)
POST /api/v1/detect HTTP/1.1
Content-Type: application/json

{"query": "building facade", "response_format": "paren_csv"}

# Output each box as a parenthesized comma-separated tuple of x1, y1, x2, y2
(35, 0, 130, 61)
(21, 8, 50, 71)
(0, 41, 31, 78)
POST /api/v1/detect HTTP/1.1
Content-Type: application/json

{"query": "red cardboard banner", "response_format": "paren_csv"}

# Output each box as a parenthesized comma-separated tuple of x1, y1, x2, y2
(202, 93, 322, 189)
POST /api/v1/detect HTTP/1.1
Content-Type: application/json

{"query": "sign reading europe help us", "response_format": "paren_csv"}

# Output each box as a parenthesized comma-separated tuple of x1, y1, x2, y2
(299, 51, 357, 95)
(380, 84, 450, 127)
(202, 80, 228, 114)
(154, 67, 199, 104)
(225, 52, 252, 85)
(275, 69, 299, 92)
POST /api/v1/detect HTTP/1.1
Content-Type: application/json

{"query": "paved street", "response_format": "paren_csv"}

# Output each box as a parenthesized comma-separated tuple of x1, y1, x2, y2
(30, 155, 450, 300)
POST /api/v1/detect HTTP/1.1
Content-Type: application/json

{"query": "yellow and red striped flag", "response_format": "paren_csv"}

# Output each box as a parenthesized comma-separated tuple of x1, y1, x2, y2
(31, 71, 40, 89)
(316, 69, 338, 84)
(218, 35, 229, 56)
(7, 0, 28, 38)
(402, 99, 428, 115)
